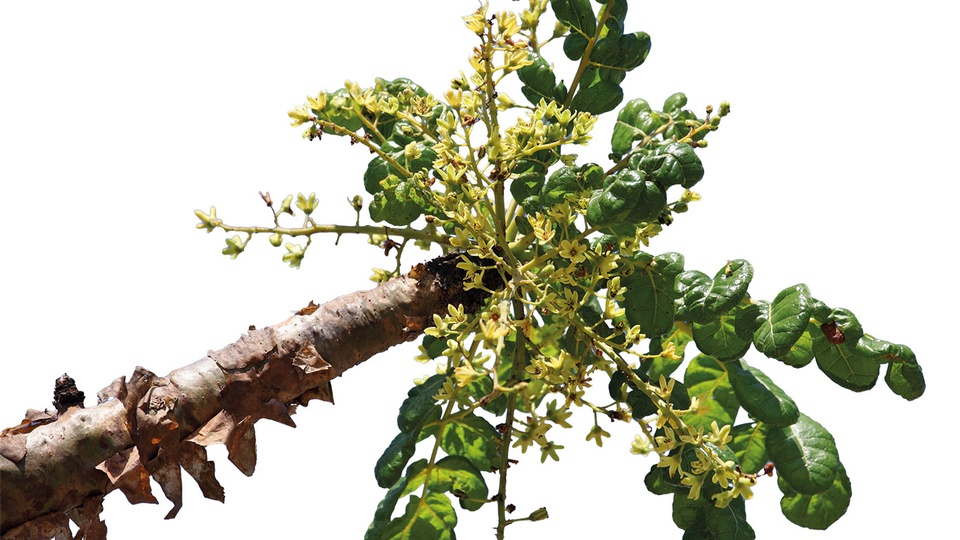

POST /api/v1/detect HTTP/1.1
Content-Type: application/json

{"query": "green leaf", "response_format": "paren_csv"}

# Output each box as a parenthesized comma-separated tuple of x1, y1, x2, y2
(766, 413, 839, 495)
(682, 355, 739, 430)
(644, 464, 681, 495)
(375, 430, 420, 488)
(682, 516, 712, 540)
(728, 422, 768, 475)
(541, 163, 603, 205)
(320, 87, 363, 133)
(752, 284, 812, 359)
(885, 358, 925, 401)
(692, 315, 751, 362)
(517, 52, 558, 105)
(648, 323, 693, 381)
(675, 270, 713, 324)
(569, 77, 624, 115)
(727, 361, 799, 427)
(637, 142, 705, 189)
(363, 141, 437, 195)
(778, 322, 816, 368)
(586, 169, 665, 226)
(461, 374, 507, 416)
(818, 307, 865, 345)
(398, 374, 447, 434)
(672, 490, 705, 531)
(705, 496, 755, 540)
(438, 412, 501, 471)
(563, 33, 589, 61)
(380, 493, 457, 540)
(663, 92, 687, 115)
(812, 332, 881, 392)
(550, 0, 597, 38)
(621, 252, 685, 337)
(597, 31, 652, 71)
(401, 456, 489, 512)
(369, 183, 424, 226)
(779, 461, 851, 530)
(509, 171, 545, 204)
(858, 336, 923, 400)
(611, 98, 651, 156)
(365, 475, 410, 540)
(704, 260, 754, 316)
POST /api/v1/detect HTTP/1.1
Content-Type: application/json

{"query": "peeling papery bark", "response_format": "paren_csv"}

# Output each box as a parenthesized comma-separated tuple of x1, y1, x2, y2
(0, 254, 491, 539)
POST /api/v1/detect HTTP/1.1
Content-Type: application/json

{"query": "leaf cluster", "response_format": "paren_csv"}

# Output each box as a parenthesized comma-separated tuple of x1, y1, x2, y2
(197, 1, 924, 538)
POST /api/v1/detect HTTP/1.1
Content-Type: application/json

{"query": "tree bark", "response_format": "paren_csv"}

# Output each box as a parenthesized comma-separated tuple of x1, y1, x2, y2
(0, 253, 488, 538)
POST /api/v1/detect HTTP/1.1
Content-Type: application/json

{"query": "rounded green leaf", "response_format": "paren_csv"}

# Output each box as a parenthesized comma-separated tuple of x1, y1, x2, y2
(704, 260, 754, 316)
(705, 496, 755, 540)
(663, 92, 688, 115)
(821, 307, 864, 345)
(563, 32, 589, 60)
(375, 431, 420, 488)
(438, 412, 501, 471)
(675, 270, 712, 324)
(728, 422, 768, 475)
(398, 374, 447, 434)
(812, 332, 881, 392)
(518, 52, 557, 105)
(509, 171, 545, 203)
(321, 87, 363, 133)
(608, 32, 652, 71)
(542, 164, 601, 205)
(570, 78, 623, 114)
(401, 456, 489, 512)
(381, 492, 457, 540)
(550, 0, 598, 37)
(727, 361, 800, 427)
(621, 252, 684, 337)
(682, 355, 739, 430)
(584, 169, 665, 227)
(672, 490, 704, 530)
(753, 284, 812, 359)
(645, 464, 682, 495)
(365, 474, 410, 540)
(885, 360, 925, 401)
(766, 413, 838, 495)
(611, 98, 651, 156)
(778, 322, 816, 368)
(650, 142, 705, 189)
(779, 461, 851, 530)
(692, 315, 751, 362)
(648, 324, 693, 381)
(369, 188, 422, 226)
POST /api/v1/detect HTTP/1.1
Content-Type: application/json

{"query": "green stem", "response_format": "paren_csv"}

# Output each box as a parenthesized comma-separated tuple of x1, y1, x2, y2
(563, 0, 617, 109)
(216, 222, 449, 246)
(495, 299, 529, 540)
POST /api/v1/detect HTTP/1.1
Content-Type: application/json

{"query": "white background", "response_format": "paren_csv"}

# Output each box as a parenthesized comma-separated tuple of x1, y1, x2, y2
(2, 1, 957, 538)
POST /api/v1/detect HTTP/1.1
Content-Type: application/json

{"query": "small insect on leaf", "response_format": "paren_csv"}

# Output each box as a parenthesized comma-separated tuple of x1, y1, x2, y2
(820, 321, 845, 344)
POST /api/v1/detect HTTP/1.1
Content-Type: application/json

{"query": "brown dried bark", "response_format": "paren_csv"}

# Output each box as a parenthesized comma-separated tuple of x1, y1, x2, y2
(0, 253, 490, 539)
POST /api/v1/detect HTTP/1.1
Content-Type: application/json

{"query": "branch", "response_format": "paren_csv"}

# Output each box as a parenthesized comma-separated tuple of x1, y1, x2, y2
(0, 253, 491, 538)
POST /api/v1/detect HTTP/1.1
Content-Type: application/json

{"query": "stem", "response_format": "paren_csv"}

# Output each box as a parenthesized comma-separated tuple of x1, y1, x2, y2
(215, 222, 449, 247)
(482, 22, 507, 249)
(495, 299, 529, 540)
(563, 0, 617, 109)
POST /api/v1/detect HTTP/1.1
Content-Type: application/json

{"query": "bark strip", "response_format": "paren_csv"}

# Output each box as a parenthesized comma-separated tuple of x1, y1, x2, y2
(0, 253, 487, 538)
